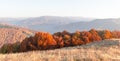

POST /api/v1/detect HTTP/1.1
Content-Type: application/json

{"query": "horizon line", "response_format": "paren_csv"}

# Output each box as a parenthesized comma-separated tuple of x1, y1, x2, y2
(0, 15, 120, 19)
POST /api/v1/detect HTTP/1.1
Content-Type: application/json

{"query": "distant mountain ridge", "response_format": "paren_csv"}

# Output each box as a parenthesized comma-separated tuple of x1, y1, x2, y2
(16, 16, 94, 32)
(57, 19, 120, 32)
(0, 16, 94, 33)
(0, 16, 120, 33)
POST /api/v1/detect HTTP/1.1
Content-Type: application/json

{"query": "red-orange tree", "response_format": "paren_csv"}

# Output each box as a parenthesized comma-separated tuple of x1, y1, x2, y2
(71, 31, 84, 45)
(89, 29, 102, 41)
(97, 30, 113, 40)
(20, 32, 57, 52)
(80, 31, 92, 44)
(112, 31, 120, 38)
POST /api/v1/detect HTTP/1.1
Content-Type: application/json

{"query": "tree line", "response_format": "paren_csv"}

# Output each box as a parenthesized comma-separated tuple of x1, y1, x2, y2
(0, 29, 120, 53)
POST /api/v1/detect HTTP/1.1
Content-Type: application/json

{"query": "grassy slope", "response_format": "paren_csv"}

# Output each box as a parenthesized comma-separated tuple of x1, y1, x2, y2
(0, 24, 35, 47)
(0, 39, 119, 61)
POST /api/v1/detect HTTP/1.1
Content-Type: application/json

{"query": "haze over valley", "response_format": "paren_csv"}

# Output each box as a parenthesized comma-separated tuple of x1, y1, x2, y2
(0, 16, 120, 33)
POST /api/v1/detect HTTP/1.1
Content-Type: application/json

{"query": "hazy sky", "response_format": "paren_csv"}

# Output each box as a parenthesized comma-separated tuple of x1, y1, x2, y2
(0, 0, 120, 18)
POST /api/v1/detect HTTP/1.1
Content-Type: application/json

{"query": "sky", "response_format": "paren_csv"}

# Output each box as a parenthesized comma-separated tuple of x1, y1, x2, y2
(0, 0, 120, 18)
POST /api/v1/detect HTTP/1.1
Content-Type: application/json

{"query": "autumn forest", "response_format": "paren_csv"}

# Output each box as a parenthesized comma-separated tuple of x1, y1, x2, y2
(0, 29, 120, 53)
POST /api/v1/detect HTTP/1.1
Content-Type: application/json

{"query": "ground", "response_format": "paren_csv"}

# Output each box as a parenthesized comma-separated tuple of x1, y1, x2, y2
(0, 39, 119, 61)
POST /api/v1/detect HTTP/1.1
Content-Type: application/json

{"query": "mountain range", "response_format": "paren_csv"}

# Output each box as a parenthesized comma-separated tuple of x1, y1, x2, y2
(0, 16, 120, 33)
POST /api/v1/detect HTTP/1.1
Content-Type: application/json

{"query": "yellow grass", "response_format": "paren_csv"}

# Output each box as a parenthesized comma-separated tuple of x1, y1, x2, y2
(0, 39, 120, 61)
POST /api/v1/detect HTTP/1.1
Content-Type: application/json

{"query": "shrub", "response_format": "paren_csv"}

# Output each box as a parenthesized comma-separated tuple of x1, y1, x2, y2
(0, 42, 20, 54)
(19, 37, 36, 52)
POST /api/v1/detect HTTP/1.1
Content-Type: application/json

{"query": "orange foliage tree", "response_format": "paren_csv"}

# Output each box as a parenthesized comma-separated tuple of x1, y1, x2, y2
(34, 32, 57, 49)
(97, 30, 113, 40)
(53, 32, 64, 48)
(20, 32, 57, 52)
(89, 29, 102, 41)
(53, 30, 72, 47)
(80, 31, 92, 44)
(71, 31, 84, 45)
(103, 30, 113, 39)
(112, 31, 120, 38)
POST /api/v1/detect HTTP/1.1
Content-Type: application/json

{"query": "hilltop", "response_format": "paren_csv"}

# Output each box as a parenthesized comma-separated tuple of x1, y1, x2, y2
(0, 24, 34, 47)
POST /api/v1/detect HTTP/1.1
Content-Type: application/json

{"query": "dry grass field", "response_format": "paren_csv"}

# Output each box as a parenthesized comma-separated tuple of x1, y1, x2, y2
(0, 39, 119, 61)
